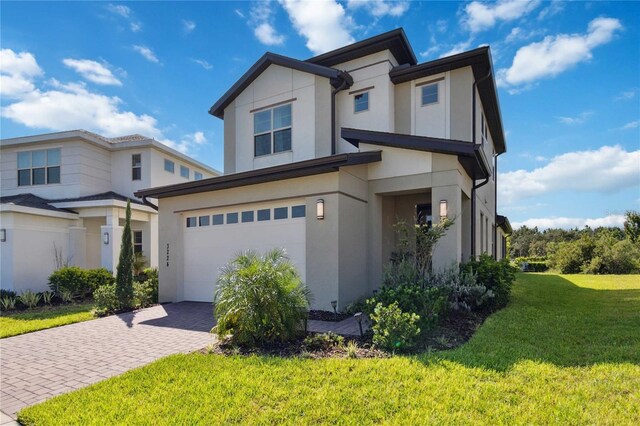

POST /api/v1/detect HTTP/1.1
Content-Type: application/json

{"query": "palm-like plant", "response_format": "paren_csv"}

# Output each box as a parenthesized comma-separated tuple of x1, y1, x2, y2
(213, 248, 311, 346)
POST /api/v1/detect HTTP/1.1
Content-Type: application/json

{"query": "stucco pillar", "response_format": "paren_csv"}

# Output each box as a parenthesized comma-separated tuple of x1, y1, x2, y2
(147, 214, 158, 268)
(101, 209, 123, 274)
(68, 223, 87, 268)
(431, 185, 462, 272)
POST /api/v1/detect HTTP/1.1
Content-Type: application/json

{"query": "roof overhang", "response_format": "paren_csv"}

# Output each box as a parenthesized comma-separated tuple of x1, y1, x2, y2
(0, 203, 79, 220)
(341, 127, 490, 180)
(497, 215, 513, 234)
(306, 28, 417, 67)
(135, 151, 382, 199)
(389, 47, 506, 154)
(49, 199, 157, 213)
(209, 52, 353, 119)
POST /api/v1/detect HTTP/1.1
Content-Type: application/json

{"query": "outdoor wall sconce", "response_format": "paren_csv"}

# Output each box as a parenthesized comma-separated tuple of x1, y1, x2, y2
(0, 229, 6, 242)
(439, 200, 448, 220)
(316, 199, 325, 220)
(103, 232, 109, 245)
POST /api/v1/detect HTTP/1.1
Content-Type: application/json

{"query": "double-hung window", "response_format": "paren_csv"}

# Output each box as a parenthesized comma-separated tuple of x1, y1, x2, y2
(132, 154, 142, 181)
(18, 148, 61, 186)
(254, 103, 292, 156)
(421, 83, 438, 106)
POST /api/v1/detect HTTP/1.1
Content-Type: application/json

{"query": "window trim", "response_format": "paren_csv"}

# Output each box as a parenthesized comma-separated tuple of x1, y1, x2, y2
(17, 148, 61, 187)
(132, 153, 142, 181)
(254, 103, 292, 157)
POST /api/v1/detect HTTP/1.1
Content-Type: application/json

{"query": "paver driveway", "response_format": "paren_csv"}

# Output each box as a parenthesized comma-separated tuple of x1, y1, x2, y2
(0, 302, 214, 419)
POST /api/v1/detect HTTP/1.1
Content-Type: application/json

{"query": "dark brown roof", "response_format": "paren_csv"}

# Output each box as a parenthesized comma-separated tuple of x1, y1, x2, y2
(341, 127, 490, 180)
(389, 47, 506, 154)
(497, 215, 513, 234)
(135, 151, 382, 199)
(0, 191, 143, 214)
(209, 52, 352, 119)
(52, 191, 145, 205)
(306, 28, 417, 68)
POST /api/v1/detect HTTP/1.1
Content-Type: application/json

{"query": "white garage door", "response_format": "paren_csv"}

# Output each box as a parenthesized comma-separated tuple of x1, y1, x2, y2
(182, 202, 306, 302)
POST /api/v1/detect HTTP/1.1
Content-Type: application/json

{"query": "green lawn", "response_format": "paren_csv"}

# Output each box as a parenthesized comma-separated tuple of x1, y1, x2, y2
(0, 303, 95, 338)
(19, 274, 640, 425)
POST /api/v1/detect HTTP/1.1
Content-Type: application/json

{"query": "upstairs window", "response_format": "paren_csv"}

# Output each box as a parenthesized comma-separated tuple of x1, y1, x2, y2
(132, 154, 142, 181)
(180, 165, 189, 179)
(254, 103, 292, 157)
(421, 83, 438, 106)
(164, 159, 175, 173)
(18, 148, 61, 186)
(354, 92, 369, 113)
(194, 171, 203, 180)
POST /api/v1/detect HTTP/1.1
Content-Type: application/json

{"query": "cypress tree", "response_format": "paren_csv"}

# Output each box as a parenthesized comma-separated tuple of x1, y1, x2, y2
(116, 199, 134, 310)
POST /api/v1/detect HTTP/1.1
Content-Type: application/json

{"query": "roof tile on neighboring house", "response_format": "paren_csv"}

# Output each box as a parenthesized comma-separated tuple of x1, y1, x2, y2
(0, 194, 76, 213)
(52, 191, 145, 205)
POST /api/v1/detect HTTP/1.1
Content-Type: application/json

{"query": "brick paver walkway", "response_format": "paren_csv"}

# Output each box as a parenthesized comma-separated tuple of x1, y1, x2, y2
(0, 302, 214, 419)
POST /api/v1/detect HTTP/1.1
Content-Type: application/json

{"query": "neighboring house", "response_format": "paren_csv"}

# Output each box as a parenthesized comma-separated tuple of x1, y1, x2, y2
(136, 28, 511, 310)
(0, 130, 219, 294)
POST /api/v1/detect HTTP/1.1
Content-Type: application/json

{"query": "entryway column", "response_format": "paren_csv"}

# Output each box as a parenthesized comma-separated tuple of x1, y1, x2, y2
(101, 208, 123, 274)
(431, 185, 462, 271)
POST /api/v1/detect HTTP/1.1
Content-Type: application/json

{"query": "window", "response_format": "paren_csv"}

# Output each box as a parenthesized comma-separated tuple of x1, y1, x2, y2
(421, 83, 438, 106)
(257, 209, 270, 221)
(186, 217, 197, 228)
(354, 92, 369, 113)
(480, 212, 484, 253)
(291, 205, 306, 218)
(164, 159, 175, 173)
(241, 211, 254, 223)
(274, 207, 288, 220)
(481, 112, 488, 145)
(212, 214, 224, 225)
(254, 103, 292, 157)
(17, 148, 61, 186)
(199, 215, 210, 226)
(194, 171, 203, 181)
(416, 204, 433, 229)
(180, 165, 189, 179)
(133, 231, 143, 254)
(132, 154, 141, 181)
(226, 212, 238, 224)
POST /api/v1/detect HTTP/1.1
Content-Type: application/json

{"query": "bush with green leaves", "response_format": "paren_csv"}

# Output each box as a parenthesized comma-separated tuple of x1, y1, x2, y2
(461, 254, 516, 311)
(370, 302, 420, 352)
(367, 283, 447, 330)
(212, 249, 310, 346)
(429, 265, 492, 312)
(1, 296, 17, 311)
(0, 289, 17, 300)
(59, 288, 74, 303)
(133, 279, 157, 308)
(42, 291, 54, 305)
(93, 284, 119, 316)
(48, 266, 91, 298)
(86, 268, 114, 291)
(19, 290, 42, 309)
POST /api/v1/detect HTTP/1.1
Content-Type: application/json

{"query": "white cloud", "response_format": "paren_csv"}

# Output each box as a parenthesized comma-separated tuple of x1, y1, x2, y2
(130, 22, 142, 32)
(279, 0, 354, 55)
(615, 89, 637, 101)
(234, 9, 245, 19)
(620, 120, 639, 130)
(255, 22, 285, 46)
(463, 0, 541, 33)
(0, 49, 43, 98)
(183, 19, 196, 33)
(499, 145, 640, 204)
(106, 3, 130, 18)
(164, 131, 208, 154)
(537, 0, 564, 21)
(512, 215, 626, 230)
(191, 58, 213, 70)
(556, 110, 593, 125)
(133, 45, 159, 63)
(498, 17, 623, 88)
(439, 40, 473, 58)
(505, 26, 545, 44)
(62, 59, 122, 86)
(347, 0, 410, 18)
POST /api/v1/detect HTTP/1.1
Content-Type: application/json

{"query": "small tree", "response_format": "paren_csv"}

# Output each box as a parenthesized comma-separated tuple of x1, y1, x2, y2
(624, 210, 640, 244)
(115, 200, 134, 310)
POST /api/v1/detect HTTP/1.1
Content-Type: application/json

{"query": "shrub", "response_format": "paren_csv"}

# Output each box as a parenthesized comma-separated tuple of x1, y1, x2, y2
(42, 291, 54, 305)
(462, 255, 516, 311)
(86, 268, 114, 291)
(303, 332, 344, 351)
(136, 267, 158, 284)
(370, 302, 420, 352)
(19, 290, 41, 309)
(213, 249, 310, 346)
(1, 296, 17, 311)
(93, 284, 118, 316)
(48, 266, 91, 298)
(0, 289, 17, 300)
(430, 266, 491, 312)
(133, 279, 157, 308)
(367, 284, 447, 330)
(59, 288, 74, 303)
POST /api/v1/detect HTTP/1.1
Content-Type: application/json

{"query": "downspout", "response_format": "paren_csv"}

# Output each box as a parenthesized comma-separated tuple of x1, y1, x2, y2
(470, 70, 492, 258)
(493, 152, 502, 259)
(140, 195, 158, 211)
(330, 71, 352, 155)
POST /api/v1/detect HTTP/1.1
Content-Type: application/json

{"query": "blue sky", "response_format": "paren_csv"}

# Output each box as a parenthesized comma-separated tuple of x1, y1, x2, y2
(1, 1, 639, 229)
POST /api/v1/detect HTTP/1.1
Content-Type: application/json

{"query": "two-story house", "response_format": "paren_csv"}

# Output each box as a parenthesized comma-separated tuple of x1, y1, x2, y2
(0, 130, 219, 294)
(136, 29, 510, 310)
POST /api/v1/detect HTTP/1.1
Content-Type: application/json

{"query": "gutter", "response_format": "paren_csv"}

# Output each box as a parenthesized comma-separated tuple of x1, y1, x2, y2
(140, 196, 158, 211)
(330, 71, 353, 155)
(470, 70, 492, 259)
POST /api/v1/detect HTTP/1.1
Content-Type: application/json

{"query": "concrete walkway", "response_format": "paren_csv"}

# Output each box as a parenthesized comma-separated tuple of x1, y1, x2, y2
(0, 302, 214, 420)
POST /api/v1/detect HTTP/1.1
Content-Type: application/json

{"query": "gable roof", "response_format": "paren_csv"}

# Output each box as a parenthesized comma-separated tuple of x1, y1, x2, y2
(306, 28, 417, 68)
(135, 151, 381, 199)
(209, 52, 352, 119)
(341, 127, 490, 180)
(389, 47, 506, 154)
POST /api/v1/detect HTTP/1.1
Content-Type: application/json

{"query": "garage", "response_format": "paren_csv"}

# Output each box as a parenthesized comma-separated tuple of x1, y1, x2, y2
(182, 201, 307, 302)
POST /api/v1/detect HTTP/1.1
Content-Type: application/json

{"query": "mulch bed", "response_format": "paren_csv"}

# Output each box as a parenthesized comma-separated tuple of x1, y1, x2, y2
(307, 310, 351, 322)
(417, 310, 490, 351)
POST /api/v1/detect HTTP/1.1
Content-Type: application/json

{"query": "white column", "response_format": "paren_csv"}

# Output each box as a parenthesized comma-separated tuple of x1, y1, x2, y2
(101, 208, 123, 274)
(147, 213, 158, 268)
(431, 185, 462, 272)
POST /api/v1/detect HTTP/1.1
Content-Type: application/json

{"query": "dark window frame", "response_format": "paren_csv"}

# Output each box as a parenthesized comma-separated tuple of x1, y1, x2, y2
(133, 230, 143, 254)
(254, 103, 292, 157)
(132, 153, 142, 181)
(17, 148, 61, 186)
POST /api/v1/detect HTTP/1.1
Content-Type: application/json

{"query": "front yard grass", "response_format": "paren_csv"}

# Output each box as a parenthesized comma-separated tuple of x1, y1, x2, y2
(0, 303, 94, 338)
(19, 274, 640, 425)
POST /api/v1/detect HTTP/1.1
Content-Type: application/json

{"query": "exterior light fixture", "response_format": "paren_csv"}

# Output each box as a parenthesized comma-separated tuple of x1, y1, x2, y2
(316, 199, 325, 220)
(439, 200, 448, 220)
(103, 232, 109, 245)
(0, 229, 5, 242)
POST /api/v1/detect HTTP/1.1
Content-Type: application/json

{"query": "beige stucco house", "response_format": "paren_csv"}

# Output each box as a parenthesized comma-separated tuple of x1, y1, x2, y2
(0, 130, 219, 294)
(136, 29, 510, 310)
